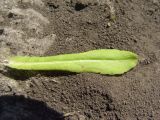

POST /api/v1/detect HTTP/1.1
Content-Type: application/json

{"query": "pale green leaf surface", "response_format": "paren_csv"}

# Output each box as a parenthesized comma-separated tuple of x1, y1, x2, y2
(7, 49, 138, 75)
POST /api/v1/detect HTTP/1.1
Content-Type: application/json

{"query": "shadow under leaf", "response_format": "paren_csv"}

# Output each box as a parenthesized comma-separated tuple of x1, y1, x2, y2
(1, 67, 77, 81)
(0, 95, 64, 120)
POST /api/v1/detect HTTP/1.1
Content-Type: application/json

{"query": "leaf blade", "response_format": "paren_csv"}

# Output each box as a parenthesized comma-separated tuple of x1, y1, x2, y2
(7, 49, 138, 75)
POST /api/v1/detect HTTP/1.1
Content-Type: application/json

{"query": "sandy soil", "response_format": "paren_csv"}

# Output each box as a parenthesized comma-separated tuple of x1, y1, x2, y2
(0, 0, 160, 120)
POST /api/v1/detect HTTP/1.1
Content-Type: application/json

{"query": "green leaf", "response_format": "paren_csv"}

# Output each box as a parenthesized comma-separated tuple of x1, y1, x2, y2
(7, 49, 138, 75)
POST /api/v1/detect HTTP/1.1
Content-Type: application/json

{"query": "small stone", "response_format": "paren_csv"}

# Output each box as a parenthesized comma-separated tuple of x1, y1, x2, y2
(107, 22, 111, 27)
(4, 85, 12, 92)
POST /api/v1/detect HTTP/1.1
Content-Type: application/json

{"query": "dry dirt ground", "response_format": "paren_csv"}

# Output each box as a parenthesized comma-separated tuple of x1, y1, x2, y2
(0, 0, 160, 120)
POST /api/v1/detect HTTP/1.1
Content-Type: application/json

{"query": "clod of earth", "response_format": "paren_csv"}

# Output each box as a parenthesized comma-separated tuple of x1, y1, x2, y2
(5, 49, 138, 75)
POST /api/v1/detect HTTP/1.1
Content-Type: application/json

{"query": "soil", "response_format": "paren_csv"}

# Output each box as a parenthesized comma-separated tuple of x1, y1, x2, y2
(0, 0, 160, 120)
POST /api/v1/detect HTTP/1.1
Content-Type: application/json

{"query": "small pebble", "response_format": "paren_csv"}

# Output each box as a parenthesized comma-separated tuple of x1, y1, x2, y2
(107, 22, 111, 27)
